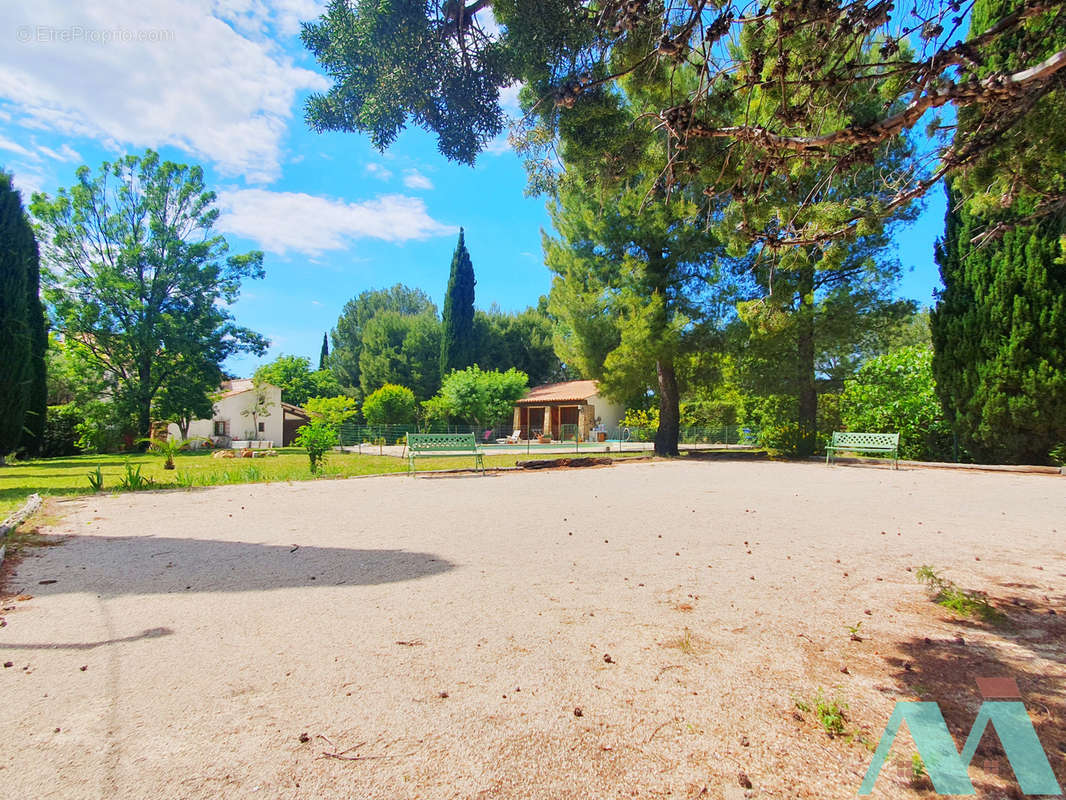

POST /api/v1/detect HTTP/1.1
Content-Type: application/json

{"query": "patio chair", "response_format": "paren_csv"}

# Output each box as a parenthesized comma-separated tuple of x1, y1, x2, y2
(496, 429, 522, 444)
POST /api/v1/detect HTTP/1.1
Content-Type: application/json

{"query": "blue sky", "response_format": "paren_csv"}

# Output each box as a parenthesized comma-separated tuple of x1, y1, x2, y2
(1, 0, 945, 377)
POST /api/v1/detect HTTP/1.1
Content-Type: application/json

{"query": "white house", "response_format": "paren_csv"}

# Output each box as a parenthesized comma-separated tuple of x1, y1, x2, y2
(167, 379, 285, 446)
(512, 380, 625, 441)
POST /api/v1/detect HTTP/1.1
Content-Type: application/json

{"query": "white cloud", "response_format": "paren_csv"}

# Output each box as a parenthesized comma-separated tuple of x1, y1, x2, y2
(35, 142, 82, 162)
(0, 135, 37, 159)
(217, 188, 455, 255)
(5, 162, 47, 197)
(484, 135, 512, 156)
(499, 83, 523, 115)
(0, 0, 327, 182)
(402, 169, 433, 190)
(364, 162, 393, 181)
(211, 0, 324, 38)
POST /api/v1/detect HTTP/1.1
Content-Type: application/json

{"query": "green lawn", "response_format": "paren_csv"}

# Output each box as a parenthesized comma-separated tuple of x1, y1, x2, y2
(0, 448, 641, 519)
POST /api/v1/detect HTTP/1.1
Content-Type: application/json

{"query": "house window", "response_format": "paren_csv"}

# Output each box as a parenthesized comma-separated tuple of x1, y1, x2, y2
(213, 420, 227, 436)
(258, 422, 265, 433)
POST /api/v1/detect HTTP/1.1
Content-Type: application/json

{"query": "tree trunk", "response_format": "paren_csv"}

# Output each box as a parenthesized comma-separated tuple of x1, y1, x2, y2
(654, 358, 681, 457)
(136, 400, 152, 448)
(796, 265, 817, 457)
(178, 419, 190, 440)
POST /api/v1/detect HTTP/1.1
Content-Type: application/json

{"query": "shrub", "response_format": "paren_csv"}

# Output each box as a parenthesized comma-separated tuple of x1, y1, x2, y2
(743, 394, 803, 453)
(680, 399, 739, 428)
(294, 420, 338, 473)
(431, 366, 528, 427)
(621, 407, 658, 441)
(362, 384, 416, 425)
(840, 346, 953, 461)
(74, 399, 130, 454)
(42, 403, 82, 457)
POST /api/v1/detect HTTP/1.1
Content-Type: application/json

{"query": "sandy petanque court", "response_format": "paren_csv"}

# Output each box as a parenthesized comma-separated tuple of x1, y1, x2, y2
(1, 459, 1064, 799)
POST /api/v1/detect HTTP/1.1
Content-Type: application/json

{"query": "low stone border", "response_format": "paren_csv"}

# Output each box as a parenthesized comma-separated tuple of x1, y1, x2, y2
(0, 493, 42, 568)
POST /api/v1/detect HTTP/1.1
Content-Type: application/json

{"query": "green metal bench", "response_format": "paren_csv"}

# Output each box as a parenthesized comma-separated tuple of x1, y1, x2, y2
(825, 431, 900, 469)
(406, 433, 485, 476)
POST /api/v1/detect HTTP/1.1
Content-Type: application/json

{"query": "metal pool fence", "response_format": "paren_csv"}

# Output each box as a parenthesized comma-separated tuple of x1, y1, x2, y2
(335, 422, 759, 452)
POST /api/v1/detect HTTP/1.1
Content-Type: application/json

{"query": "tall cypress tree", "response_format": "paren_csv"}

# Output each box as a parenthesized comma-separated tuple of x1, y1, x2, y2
(931, 0, 1066, 464)
(0, 172, 31, 464)
(931, 187, 1066, 463)
(440, 227, 476, 379)
(20, 230, 46, 456)
(319, 331, 329, 370)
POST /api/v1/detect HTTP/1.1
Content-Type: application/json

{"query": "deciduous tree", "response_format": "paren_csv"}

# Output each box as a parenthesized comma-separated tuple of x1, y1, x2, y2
(153, 355, 222, 440)
(32, 151, 267, 441)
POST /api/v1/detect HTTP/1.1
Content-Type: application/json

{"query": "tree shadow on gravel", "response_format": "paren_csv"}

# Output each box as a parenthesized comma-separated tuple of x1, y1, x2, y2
(878, 602, 1066, 797)
(1, 534, 455, 597)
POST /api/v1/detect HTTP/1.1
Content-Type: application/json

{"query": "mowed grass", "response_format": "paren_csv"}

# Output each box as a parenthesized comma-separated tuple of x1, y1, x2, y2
(0, 448, 641, 519)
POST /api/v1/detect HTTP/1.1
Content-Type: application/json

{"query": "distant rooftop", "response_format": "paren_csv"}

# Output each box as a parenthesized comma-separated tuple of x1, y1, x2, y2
(217, 378, 254, 398)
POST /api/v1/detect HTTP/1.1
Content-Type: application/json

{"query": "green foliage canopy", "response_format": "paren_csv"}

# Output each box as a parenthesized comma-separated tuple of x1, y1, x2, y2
(304, 395, 359, 428)
(301, 1, 1066, 242)
(330, 283, 437, 391)
(254, 354, 343, 407)
(359, 312, 442, 401)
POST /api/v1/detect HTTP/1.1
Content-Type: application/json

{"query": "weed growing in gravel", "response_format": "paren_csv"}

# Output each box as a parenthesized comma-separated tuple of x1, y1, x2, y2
(915, 565, 1005, 623)
(666, 627, 697, 655)
(813, 689, 848, 736)
(911, 754, 927, 786)
(796, 689, 849, 738)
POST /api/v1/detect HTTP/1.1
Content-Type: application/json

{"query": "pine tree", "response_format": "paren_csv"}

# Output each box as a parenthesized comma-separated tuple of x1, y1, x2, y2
(0, 172, 31, 464)
(319, 332, 329, 370)
(930, 0, 1066, 465)
(440, 228, 476, 379)
(21, 230, 46, 456)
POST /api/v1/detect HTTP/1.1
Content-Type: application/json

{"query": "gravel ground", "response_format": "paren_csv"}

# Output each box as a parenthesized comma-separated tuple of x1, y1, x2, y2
(1, 459, 1063, 799)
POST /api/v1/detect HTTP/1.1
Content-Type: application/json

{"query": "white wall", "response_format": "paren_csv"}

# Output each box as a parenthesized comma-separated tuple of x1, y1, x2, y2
(587, 393, 625, 431)
(167, 385, 283, 445)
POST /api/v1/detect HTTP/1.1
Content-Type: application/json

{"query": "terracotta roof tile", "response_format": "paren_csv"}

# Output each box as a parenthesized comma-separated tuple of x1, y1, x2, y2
(515, 380, 600, 404)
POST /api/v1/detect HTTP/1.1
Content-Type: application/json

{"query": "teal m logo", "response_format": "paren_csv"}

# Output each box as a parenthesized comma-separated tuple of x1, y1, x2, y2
(859, 699, 1061, 795)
